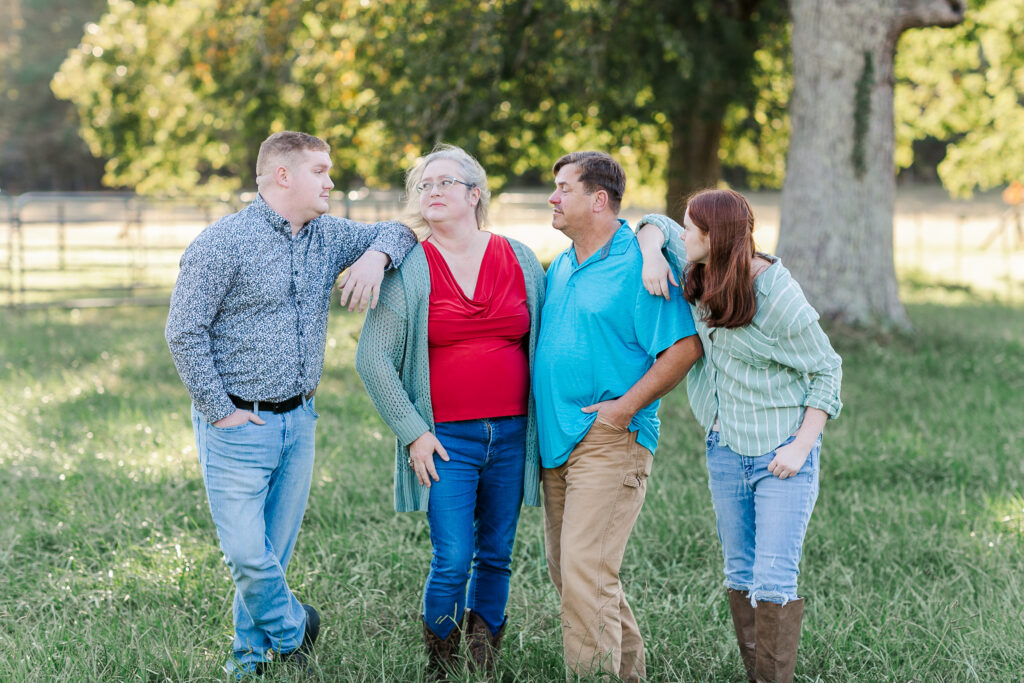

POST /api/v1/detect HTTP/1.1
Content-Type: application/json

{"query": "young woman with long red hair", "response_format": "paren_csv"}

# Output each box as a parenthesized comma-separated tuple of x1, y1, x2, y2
(635, 189, 842, 683)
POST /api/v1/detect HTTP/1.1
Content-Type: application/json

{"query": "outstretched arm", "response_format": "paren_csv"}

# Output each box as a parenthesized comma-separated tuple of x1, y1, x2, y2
(327, 217, 418, 312)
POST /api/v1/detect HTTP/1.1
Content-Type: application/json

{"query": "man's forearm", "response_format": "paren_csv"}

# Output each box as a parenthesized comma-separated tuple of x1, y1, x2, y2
(365, 220, 416, 269)
(617, 335, 702, 416)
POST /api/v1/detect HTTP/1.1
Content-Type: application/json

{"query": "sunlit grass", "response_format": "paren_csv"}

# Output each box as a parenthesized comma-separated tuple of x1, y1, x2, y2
(1, 281, 1023, 681)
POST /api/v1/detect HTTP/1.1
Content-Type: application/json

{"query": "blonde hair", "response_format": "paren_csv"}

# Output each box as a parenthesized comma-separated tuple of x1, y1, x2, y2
(255, 131, 330, 179)
(403, 144, 491, 234)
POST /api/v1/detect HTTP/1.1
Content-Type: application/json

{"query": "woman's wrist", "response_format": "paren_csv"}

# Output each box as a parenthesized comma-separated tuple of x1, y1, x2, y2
(636, 224, 666, 252)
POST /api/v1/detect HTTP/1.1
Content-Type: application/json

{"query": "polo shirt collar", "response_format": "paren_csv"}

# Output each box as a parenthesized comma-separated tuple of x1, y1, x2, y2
(571, 219, 633, 267)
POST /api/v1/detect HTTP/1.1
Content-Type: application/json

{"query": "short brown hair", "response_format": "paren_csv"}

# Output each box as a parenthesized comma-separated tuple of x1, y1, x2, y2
(255, 131, 330, 177)
(553, 151, 626, 213)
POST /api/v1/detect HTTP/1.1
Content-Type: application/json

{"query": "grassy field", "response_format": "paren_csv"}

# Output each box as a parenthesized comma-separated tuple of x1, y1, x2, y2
(1, 283, 1023, 682)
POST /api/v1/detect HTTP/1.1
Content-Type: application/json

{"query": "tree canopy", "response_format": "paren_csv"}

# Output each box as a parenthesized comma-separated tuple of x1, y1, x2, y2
(52, 0, 784, 205)
(46, 0, 1024, 204)
(0, 0, 107, 193)
(895, 0, 1024, 196)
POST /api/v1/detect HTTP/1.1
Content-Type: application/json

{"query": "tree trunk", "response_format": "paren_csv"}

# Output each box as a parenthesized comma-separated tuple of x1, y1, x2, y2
(778, 0, 965, 329)
(665, 111, 725, 223)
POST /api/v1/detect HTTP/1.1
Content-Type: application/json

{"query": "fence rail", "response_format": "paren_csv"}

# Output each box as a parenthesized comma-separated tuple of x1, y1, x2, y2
(0, 191, 404, 309)
(1, 189, 1021, 309)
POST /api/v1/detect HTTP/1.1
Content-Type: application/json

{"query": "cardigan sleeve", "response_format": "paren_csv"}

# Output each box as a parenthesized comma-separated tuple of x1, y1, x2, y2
(355, 270, 432, 446)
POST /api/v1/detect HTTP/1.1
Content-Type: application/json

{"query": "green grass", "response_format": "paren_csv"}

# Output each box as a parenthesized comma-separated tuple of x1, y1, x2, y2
(1, 286, 1023, 682)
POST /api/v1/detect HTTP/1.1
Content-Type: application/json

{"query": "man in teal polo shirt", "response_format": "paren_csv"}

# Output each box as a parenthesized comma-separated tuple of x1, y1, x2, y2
(533, 151, 702, 681)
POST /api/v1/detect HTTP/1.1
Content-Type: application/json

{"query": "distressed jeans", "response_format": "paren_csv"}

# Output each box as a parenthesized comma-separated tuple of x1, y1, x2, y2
(542, 420, 653, 682)
(191, 398, 318, 673)
(424, 415, 527, 639)
(706, 429, 820, 605)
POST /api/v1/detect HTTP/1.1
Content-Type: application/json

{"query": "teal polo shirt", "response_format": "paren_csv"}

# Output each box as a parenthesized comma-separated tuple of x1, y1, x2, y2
(533, 221, 697, 468)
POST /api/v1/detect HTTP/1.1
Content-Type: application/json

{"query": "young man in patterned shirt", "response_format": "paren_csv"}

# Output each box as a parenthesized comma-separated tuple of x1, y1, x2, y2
(166, 131, 416, 675)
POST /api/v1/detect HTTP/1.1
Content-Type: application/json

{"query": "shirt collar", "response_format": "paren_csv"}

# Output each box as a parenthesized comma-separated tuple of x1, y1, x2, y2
(251, 193, 293, 236)
(569, 219, 633, 267)
(753, 254, 785, 295)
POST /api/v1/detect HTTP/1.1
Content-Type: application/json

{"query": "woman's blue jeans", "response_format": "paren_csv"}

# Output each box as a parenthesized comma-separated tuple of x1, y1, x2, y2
(424, 416, 527, 639)
(705, 430, 820, 605)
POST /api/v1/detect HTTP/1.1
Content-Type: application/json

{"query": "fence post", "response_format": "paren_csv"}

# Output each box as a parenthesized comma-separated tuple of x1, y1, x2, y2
(955, 213, 965, 283)
(14, 210, 24, 309)
(127, 196, 145, 298)
(57, 200, 66, 272)
(4, 201, 13, 309)
(915, 213, 924, 271)
(1006, 214, 1013, 304)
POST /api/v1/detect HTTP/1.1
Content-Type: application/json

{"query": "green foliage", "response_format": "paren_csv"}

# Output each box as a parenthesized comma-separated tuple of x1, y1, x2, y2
(718, 24, 792, 189)
(52, 0, 785, 202)
(895, 0, 1024, 196)
(0, 0, 107, 192)
(1, 288, 1023, 680)
(52, 0, 386, 196)
(27, 0, 1024, 199)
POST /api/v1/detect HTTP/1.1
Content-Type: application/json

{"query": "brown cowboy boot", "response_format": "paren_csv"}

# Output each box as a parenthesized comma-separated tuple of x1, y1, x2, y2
(727, 589, 757, 682)
(754, 598, 804, 683)
(423, 617, 463, 683)
(464, 609, 506, 678)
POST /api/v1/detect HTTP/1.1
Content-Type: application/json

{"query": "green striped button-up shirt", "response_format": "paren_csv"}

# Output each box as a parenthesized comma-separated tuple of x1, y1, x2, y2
(638, 214, 843, 458)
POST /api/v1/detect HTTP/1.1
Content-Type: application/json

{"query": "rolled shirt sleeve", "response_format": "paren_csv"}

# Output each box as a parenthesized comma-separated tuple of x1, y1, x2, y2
(772, 315, 843, 419)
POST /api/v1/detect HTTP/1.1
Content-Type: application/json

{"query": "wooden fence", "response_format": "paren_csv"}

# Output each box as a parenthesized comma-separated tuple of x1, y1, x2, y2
(1, 189, 1021, 309)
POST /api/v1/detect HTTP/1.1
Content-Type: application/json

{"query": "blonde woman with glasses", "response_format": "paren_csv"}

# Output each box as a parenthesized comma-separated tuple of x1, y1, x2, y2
(356, 144, 544, 681)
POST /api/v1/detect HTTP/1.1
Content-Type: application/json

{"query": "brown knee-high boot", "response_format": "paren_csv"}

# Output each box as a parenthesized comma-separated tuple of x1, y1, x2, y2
(754, 598, 804, 683)
(423, 617, 463, 683)
(465, 609, 506, 678)
(727, 589, 757, 682)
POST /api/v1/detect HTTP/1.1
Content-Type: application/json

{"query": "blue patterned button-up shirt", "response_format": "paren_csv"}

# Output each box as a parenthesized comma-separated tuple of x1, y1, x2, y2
(166, 194, 416, 423)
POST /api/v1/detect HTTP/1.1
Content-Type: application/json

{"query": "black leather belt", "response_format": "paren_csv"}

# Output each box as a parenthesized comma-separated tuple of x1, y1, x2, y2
(228, 390, 315, 414)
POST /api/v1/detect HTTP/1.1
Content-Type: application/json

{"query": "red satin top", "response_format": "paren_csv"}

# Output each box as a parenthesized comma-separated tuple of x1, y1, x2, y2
(423, 235, 530, 423)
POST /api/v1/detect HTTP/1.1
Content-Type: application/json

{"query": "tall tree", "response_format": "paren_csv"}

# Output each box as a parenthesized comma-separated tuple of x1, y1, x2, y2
(0, 0, 107, 192)
(778, 0, 966, 329)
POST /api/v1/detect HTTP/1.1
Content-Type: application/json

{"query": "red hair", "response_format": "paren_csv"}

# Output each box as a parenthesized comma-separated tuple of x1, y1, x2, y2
(682, 189, 758, 329)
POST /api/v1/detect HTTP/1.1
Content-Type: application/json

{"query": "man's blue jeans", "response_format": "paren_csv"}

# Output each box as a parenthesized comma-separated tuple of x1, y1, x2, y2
(191, 398, 317, 672)
(705, 430, 820, 605)
(424, 416, 526, 639)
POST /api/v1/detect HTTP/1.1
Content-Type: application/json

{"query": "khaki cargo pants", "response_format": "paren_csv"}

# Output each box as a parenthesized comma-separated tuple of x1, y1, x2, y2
(542, 420, 654, 682)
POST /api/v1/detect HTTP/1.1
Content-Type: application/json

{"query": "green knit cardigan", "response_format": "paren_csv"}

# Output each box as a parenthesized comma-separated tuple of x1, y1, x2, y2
(355, 238, 546, 512)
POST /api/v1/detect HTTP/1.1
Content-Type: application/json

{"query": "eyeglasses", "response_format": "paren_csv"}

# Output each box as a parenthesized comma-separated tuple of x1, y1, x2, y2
(415, 176, 475, 194)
